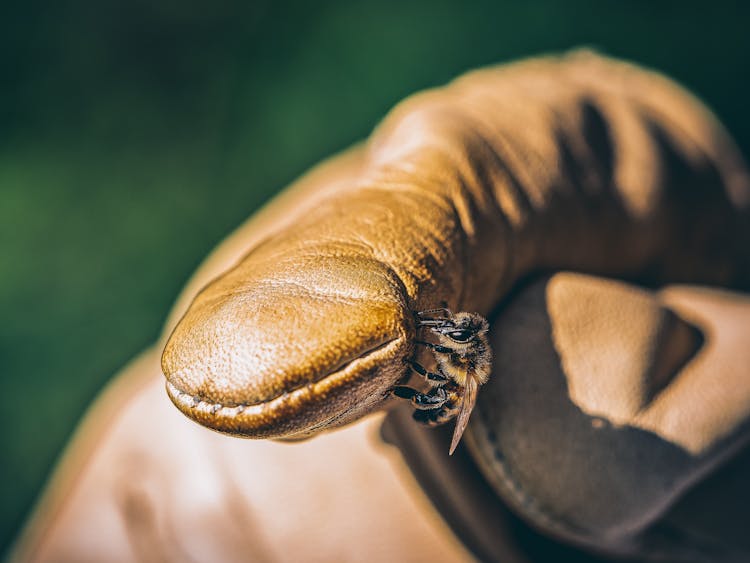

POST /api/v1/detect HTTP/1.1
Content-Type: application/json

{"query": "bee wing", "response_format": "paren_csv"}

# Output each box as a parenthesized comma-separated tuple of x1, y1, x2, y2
(449, 375, 479, 455)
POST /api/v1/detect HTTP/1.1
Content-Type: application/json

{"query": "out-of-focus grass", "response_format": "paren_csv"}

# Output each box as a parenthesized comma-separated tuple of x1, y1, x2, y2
(1, 0, 749, 553)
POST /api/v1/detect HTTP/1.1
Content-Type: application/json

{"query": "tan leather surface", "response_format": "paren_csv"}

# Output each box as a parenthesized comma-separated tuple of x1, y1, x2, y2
(547, 274, 702, 426)
(12, 354, 472, 562)
(162, 50, 749, 442)
(547, 276, 750, 455)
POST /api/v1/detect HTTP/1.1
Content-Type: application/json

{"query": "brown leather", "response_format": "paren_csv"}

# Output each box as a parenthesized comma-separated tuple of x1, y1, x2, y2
(162, 50, 749, 442)
(12, 51, 750, 561)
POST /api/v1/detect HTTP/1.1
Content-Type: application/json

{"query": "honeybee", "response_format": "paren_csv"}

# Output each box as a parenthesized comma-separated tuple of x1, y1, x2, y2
(393, 308, 492, 455)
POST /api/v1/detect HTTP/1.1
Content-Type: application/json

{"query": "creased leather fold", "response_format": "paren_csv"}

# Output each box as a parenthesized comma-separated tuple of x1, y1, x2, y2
(162, 50, 749, 441)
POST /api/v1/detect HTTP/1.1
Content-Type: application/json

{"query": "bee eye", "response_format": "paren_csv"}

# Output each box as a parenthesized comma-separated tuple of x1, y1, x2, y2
(448, 330, 473, 342)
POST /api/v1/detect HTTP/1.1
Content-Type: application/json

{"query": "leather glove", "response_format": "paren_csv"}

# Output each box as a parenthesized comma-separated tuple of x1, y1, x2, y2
(13, 51, 750, 562)
(162, 50, 749, 442)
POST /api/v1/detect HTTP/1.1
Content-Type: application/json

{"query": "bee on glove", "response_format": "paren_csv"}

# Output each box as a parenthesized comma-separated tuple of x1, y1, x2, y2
(393, 308, 492, 455)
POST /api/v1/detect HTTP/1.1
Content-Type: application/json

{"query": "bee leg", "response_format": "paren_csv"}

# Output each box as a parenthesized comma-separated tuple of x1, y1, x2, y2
(416, 341, 455, 355)
(392, 385, 448, 410)
(408, 360, 447, 383)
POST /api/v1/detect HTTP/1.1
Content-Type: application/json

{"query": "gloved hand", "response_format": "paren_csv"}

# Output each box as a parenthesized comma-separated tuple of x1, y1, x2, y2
(13, 51, 750, 562)
(162, 49, 748, 443)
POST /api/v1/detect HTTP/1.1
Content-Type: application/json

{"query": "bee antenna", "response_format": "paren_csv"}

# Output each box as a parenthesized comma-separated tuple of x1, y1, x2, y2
(416, 308, 452, 317)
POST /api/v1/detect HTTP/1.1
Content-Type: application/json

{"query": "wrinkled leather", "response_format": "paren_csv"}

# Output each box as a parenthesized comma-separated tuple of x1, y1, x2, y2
(163, 50, 749, 443)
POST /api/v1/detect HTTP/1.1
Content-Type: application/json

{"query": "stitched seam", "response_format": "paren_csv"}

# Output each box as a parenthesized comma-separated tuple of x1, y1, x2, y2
(474, 406, 590, 540)
(473, 406, 721, 560)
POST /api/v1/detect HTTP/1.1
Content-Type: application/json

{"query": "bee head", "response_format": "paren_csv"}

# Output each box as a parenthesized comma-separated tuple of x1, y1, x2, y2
(417, 310, 489, 345)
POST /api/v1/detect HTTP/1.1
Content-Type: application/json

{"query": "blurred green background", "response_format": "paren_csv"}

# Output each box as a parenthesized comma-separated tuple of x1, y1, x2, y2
(1, 0, 749, 554)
